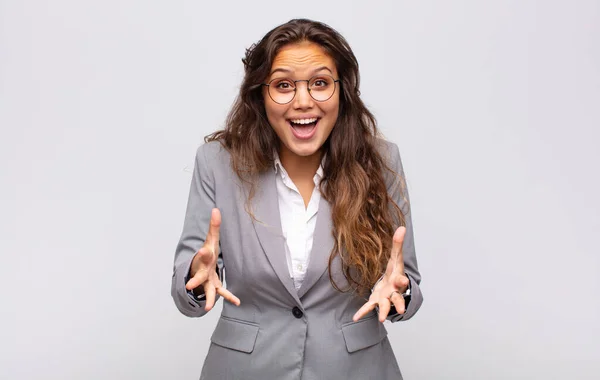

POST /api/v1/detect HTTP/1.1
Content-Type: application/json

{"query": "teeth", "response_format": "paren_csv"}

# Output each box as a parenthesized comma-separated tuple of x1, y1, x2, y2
(290, 118, 318, 124)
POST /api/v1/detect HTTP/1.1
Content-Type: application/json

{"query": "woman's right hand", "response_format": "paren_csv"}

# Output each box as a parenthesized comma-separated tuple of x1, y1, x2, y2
(185, 208, 241, 311)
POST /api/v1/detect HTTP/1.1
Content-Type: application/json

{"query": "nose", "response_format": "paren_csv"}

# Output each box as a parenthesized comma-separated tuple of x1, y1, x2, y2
(292, 80, 314, 109)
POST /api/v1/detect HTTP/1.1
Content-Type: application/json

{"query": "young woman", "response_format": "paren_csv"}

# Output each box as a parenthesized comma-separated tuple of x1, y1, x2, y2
(172, 18, 423, 380)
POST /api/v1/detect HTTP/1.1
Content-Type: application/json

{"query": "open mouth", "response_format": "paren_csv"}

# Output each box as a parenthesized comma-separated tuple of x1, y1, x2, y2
(288, 118, 320, 140)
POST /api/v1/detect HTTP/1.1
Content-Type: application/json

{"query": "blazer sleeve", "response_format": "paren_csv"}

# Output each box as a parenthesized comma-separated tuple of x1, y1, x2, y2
(384, 142, 424, 323)
(171, 144, 223, 318)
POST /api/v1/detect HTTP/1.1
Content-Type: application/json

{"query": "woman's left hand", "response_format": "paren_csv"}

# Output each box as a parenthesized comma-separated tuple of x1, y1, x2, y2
(353, 226, 410, 323)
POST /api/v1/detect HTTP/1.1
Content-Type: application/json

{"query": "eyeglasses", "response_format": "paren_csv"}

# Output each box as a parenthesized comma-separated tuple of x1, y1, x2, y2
(262, 74, 341, 105)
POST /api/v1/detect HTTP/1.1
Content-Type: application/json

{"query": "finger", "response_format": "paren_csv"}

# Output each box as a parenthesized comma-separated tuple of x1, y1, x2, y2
(393, 275, 410, 293)
(204, 282, 216, 312)
(390, 292, 406, 314)
(353, 300, 378, 322)
(196, 246, 215, 265)
(185, 269, 208, 290)
(206, 208, 221, 246)
(378, 296, 391, 323)
(390, 227, 406, 273)
(216, 287, 241, 306)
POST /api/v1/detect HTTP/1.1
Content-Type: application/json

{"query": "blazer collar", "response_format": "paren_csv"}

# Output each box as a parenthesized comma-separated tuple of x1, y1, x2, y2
(250, 168, 333, 305)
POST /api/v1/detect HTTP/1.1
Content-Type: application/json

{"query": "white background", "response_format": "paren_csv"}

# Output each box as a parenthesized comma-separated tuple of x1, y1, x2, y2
(1, 1, 599, 379)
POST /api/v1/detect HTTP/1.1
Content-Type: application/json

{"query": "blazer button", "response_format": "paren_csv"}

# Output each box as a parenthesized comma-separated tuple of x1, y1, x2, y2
(292, 306, 303, 319)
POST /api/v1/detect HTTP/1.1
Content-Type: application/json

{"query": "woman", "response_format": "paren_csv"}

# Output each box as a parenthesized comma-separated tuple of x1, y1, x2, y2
(171, 18, 423, 380)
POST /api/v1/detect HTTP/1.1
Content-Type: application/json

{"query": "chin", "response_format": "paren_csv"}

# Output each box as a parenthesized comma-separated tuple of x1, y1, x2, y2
(285, 139, 324, 157)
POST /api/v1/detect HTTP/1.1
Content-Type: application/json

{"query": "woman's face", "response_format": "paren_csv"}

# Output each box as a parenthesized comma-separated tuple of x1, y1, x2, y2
(263, 41, 340, 160)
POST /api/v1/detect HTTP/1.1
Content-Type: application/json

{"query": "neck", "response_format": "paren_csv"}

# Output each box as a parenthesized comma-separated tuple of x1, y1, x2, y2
(279, 147, 322, 181)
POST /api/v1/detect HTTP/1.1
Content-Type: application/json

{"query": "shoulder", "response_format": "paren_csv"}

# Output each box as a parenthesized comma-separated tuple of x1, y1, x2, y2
(373, 137, 402, 172)
(195, 140, 231, 171)
(372, 137, 406, 196)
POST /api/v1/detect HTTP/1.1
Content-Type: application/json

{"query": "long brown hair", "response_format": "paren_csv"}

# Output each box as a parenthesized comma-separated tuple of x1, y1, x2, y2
(206, 19, 406, 296)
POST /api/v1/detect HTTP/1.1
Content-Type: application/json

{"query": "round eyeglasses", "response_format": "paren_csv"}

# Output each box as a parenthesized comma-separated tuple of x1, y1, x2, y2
(262, 74, 341, 105)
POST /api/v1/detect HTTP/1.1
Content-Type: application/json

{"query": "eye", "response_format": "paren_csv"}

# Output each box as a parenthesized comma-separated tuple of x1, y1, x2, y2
(272, 79, 294, 90)
(311, 77, 331, 88)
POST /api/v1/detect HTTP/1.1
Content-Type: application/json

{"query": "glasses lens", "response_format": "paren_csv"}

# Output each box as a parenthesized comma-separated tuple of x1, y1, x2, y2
(309, 75, 336, 101)
(268, 78, 295, 104)
(267, 75, 337, 104)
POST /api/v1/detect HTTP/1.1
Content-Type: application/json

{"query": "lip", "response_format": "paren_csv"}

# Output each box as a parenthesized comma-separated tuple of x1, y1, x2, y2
(289, 118, 319, 140)
(287, 115, 321, 121)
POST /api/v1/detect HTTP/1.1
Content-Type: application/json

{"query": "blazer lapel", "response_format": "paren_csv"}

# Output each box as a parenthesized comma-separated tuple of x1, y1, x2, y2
(251, 169, 302, 306)
(297, 196, 334, 299)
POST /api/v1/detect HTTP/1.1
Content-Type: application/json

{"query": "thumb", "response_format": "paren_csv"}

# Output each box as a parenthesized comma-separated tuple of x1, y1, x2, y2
(206, 208, 221, 246)
(390, 226, 406, 272)
(196, 246, 215, 265)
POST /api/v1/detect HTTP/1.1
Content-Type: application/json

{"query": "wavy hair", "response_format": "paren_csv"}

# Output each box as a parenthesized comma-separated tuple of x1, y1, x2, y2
(206, 19, 406, 296)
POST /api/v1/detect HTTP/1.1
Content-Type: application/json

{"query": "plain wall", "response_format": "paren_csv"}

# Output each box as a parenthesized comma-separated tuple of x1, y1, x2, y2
(1, 0, 599, 379)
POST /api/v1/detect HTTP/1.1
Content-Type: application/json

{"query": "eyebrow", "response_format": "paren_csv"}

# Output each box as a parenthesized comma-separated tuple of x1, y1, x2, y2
(269, 66, 333, 77)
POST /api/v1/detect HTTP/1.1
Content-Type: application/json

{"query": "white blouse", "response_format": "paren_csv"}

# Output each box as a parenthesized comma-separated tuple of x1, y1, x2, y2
(273, 151, 324, 290)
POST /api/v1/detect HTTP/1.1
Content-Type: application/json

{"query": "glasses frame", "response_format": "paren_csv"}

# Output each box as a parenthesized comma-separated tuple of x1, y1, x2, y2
(261, 74, 341, 105)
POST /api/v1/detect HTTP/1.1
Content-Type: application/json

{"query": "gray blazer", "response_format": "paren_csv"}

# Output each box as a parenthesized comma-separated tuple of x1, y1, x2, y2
(171, 139, 423, 380)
